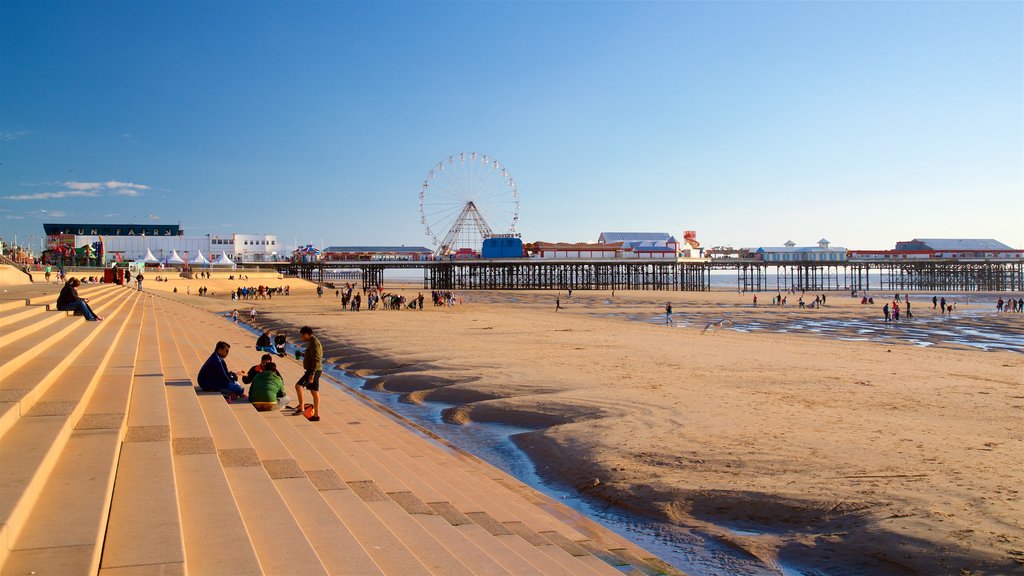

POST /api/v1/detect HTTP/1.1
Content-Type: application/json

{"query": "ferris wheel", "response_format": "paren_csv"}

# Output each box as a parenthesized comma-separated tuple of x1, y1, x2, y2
(419, 152, 519, 255)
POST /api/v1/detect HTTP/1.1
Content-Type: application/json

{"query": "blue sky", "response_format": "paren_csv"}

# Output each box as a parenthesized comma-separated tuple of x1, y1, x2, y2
(2, 0, 1021, 252)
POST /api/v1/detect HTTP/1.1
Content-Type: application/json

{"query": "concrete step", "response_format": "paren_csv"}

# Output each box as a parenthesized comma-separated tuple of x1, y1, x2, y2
(100, 300, 187, 576)
(313, 402, 612, 576)
(154, 300, 263, 576)
(231, 407, 385, 575)
(0, 290, 138, 439)
(339, 396, 597, 542)
(0, 294, 142, 573)
(297, 367, 635, 575)
(0, 286, 128, 379)
(0, 284, 114, 325)
(163, 307, 527, 575)
(159, 302, 329, 576)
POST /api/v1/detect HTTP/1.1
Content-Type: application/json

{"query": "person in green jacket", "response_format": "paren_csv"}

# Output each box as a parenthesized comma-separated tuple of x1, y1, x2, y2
(249, 363, 290, 412)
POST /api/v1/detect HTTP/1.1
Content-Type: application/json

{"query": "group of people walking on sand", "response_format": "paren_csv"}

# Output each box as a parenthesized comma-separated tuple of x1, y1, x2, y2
(233, 285, 289, 301)
(197, 326, 324, 421)
(996, 297, 1024, 313)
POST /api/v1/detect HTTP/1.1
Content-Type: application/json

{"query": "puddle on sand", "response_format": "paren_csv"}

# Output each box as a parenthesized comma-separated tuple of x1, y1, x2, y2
(603, 308, 1024, 353)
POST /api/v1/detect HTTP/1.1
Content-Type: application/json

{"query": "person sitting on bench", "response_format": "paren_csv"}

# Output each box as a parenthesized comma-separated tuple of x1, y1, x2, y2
(249, 362, 289, 411)
(197, 341, 245, 399)
(56, 278, 103, 322)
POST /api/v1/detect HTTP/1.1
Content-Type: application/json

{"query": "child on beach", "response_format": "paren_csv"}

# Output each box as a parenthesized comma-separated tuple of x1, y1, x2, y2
(665, 303, 673, 324)
(231, 309, 239, 324)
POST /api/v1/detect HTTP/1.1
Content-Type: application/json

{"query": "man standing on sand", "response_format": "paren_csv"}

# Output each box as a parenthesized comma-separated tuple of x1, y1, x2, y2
(555, 296, 563, 312)
(292, 326, 323, 422)
(665, 302, 673, 324)
(44, 265, 51, 282)
(136, 272, 144, 291)
(883, 302, 890, 323)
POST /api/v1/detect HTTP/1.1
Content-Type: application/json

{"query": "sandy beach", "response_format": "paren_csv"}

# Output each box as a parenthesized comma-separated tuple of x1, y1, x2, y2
(142, 274, 1024, 575)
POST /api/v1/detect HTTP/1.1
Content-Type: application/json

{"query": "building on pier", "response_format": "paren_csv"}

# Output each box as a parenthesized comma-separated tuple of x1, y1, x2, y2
(850, 238, 1023, 261)
(755, 238, 848, 262)
(322, 245, 435, 262)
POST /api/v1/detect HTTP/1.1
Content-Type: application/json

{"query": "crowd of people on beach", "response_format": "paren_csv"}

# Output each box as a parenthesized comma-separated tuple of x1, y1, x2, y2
(232, 285, 290, 300)
(761, 292, 828, 308)
(326, 283, 453, 311)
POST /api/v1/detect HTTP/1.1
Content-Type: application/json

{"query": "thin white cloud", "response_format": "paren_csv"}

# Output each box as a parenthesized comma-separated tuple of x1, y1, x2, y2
(64, 181, 103, 191)
(4, 214, 26, 220)
(45, 210, 68, 218)
(5, 179, 152, 201)
(104, 213, 121, 218)
(103, 181, 148, 190)
(147, 214, 160, 221)
(2, 190, 99, 200)
(0, 131, 28, 142)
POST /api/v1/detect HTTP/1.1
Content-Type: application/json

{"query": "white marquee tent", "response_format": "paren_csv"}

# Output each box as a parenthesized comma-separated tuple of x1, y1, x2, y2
(191, 250, 209, 265)
(142, 249, 159, 263)
(167, 250, 185, 264)
(212, 252, 236, 268)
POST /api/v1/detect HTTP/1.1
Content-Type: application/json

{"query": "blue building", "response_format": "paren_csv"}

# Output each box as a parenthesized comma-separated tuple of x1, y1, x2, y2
(482, 236, 524, 259)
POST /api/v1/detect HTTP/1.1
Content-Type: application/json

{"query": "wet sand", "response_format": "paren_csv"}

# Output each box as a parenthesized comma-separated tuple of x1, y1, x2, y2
(146, 277, 1024, 575)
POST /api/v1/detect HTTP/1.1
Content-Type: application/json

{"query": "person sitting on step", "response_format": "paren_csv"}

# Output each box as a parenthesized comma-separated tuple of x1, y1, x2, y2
(249, 362, 290, 412)
(242, 353, 273, 385)
(197, 341, 245, 400)
(255, 331, 275, 353)
(56, 278, 103, 322)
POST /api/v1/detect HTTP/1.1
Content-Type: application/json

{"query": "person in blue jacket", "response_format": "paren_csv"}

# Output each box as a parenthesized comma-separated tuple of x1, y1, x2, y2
(197, 341, 245, 398)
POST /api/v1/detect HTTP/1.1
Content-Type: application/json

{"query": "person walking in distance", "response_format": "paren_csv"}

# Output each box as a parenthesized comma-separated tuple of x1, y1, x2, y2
(292, 326, 323, 421)
(555, 296, 563, 312)
(665, 302, 674, 324)
(883, 302, 890, 323)
(135, 271, 144, 292)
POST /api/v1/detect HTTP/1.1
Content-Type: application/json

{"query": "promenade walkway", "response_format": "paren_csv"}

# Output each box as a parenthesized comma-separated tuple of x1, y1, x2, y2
(0, 281, 679, 575)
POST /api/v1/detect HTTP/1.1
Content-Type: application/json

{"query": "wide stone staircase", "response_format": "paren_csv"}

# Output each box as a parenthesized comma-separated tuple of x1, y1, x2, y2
(0, 285, 680, 575)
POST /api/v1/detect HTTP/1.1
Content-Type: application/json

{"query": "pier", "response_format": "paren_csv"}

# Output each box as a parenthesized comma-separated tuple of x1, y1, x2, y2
(282, 258, 1024, 292)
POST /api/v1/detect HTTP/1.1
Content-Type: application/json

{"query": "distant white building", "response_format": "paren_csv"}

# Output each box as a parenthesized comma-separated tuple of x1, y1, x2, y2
(43, 223, 279, 264)
(756, 239, 848, 262)
(210, 234, 279, 262)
